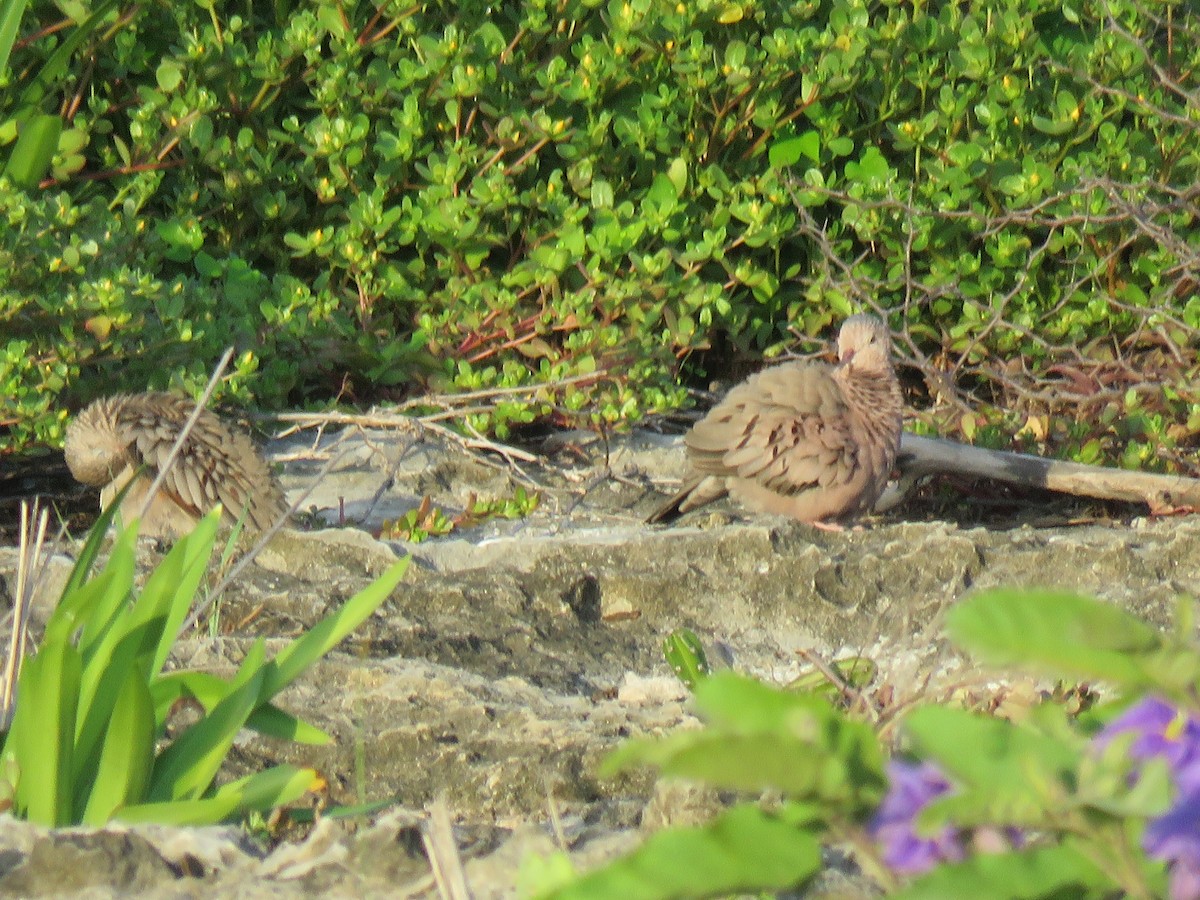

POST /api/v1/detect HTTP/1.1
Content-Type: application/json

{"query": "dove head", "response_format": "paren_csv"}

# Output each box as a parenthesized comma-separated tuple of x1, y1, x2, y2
(64, 396, 130, 486)
(836, 314, 894, 376)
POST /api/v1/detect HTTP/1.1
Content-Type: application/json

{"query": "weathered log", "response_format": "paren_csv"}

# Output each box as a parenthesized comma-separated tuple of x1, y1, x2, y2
(876, 432, 1200, 514)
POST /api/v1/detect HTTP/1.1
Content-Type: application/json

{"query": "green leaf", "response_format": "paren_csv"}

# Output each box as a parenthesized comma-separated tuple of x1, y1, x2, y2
(768, 132, 820, 168)
(152, 671, 333, 744)
(665, 157, 687, 195)
(603, 674, 884, 809)
(262, 558, 408, 697)
(894, 844, 1114, 899)
(59, 478, 139, 600)
(4, 112, 60, 188)
(537, 805, 821, 899)
(62, 523, 135, 655)
(211, 764, 321, 812)
(116, 795, 243, 826)
(945, 589, 1182, 691)
(73, 621, 158, 794)
(10, 640, 82, 826)
(0, 0, 28, 78)
(149, 509, 220, 674)
(662, 629, 710, 689)
(155, 59, 183, 92)
(902, 706, 1081, 825)
(79, 664, 155, 825)
(147, 640, 267, 803)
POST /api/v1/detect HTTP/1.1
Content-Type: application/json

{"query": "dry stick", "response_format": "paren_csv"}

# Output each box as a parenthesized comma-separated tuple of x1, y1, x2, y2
(136, 345, 236, 523)
(179, 446, 351, 637)
(875, 432, 1200, 513)
(423, 795, 471, 900)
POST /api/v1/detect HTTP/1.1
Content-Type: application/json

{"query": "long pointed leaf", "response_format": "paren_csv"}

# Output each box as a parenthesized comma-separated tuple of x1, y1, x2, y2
(60, 476, 140, 599)
(212, 764, 321, 812)
(151, 671, 332, 743)
(79, 664, 155, 825)
(74, 622, 157, 790)
(116, 795, 243, 826)
(75, 524, 138, 657)
(0, 0, 28, 77)
(147, 641, 267, 803)
(263, 558, 408, 697)
(10, 641, 82, 826)
(148, 509, 220, 674)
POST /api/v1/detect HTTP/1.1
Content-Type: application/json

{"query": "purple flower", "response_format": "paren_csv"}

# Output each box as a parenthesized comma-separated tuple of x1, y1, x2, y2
(1145, 790, 1200, 900)
(869, 760, 965, 874)
(1098, 697, 1200, 900)
(1098, 697, 1200, 792)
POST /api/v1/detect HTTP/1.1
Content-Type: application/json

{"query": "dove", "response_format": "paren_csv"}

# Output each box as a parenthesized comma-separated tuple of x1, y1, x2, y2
(648, 314, 902, 528)
(64, 392, 288, 539)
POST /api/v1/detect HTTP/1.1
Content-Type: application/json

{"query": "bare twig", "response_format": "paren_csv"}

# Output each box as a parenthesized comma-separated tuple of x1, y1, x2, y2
(267, 410, 541, 464)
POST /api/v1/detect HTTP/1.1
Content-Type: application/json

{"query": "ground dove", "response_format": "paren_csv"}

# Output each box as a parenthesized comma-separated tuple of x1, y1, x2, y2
(648, 314, 903, 526)
(64, 392, 287, 538)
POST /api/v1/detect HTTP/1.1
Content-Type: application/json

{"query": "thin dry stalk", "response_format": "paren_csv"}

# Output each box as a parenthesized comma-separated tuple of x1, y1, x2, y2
(179, 446, 350, 637)
(423, 795, 471, 900)
(135, 345, 236, 523)
(1, 501, 51, 729)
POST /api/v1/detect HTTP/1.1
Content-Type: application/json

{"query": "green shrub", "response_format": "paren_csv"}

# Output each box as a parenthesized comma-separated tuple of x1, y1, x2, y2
(2, 0, 1198, 462)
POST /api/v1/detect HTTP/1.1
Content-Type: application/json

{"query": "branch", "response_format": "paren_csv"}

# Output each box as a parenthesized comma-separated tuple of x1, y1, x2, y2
(878, 432, 1200, 514)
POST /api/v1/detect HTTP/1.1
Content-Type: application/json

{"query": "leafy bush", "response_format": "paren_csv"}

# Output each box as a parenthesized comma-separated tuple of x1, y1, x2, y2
(0, 502, 408, 826)
(529, 589, 1200, 898)
(2, 0, 1198, 464)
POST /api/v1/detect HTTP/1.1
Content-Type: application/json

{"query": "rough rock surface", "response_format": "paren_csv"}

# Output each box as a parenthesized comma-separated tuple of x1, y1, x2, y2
(1, 422, 1197, 897)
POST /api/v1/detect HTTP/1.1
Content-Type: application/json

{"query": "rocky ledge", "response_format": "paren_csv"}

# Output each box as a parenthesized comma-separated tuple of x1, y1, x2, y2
(0, 424, 1196, 897)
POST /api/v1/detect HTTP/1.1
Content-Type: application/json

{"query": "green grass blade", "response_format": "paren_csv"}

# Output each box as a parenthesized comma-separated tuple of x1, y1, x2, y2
(243, 703, 333, 745)
(212, 764, 321, 812)
(76, 512, 216, 725)
(115, 795, 242, 826)
(43, 564, 121, 648)
(79, 663, 155, 825)
(147, 640, 267, 803)
(75, 524, 138, 657)
(263, 558, 407, 697)
(74, 622, 157, 791)
(148, 509, 220, 674)
(10, 640, 82, 826)
(151, 671, 332, 743)
(0, 0, 27, 78)
(60, 476, 140, 599)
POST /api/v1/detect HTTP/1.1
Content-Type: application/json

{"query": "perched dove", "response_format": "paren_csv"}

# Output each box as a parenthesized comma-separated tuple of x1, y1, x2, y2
(648, 314, 903, 527)
(64, 392, 287, 538)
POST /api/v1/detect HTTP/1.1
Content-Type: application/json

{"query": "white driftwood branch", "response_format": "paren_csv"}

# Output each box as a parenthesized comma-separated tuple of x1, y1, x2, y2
(875, 432, 1200, 513)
